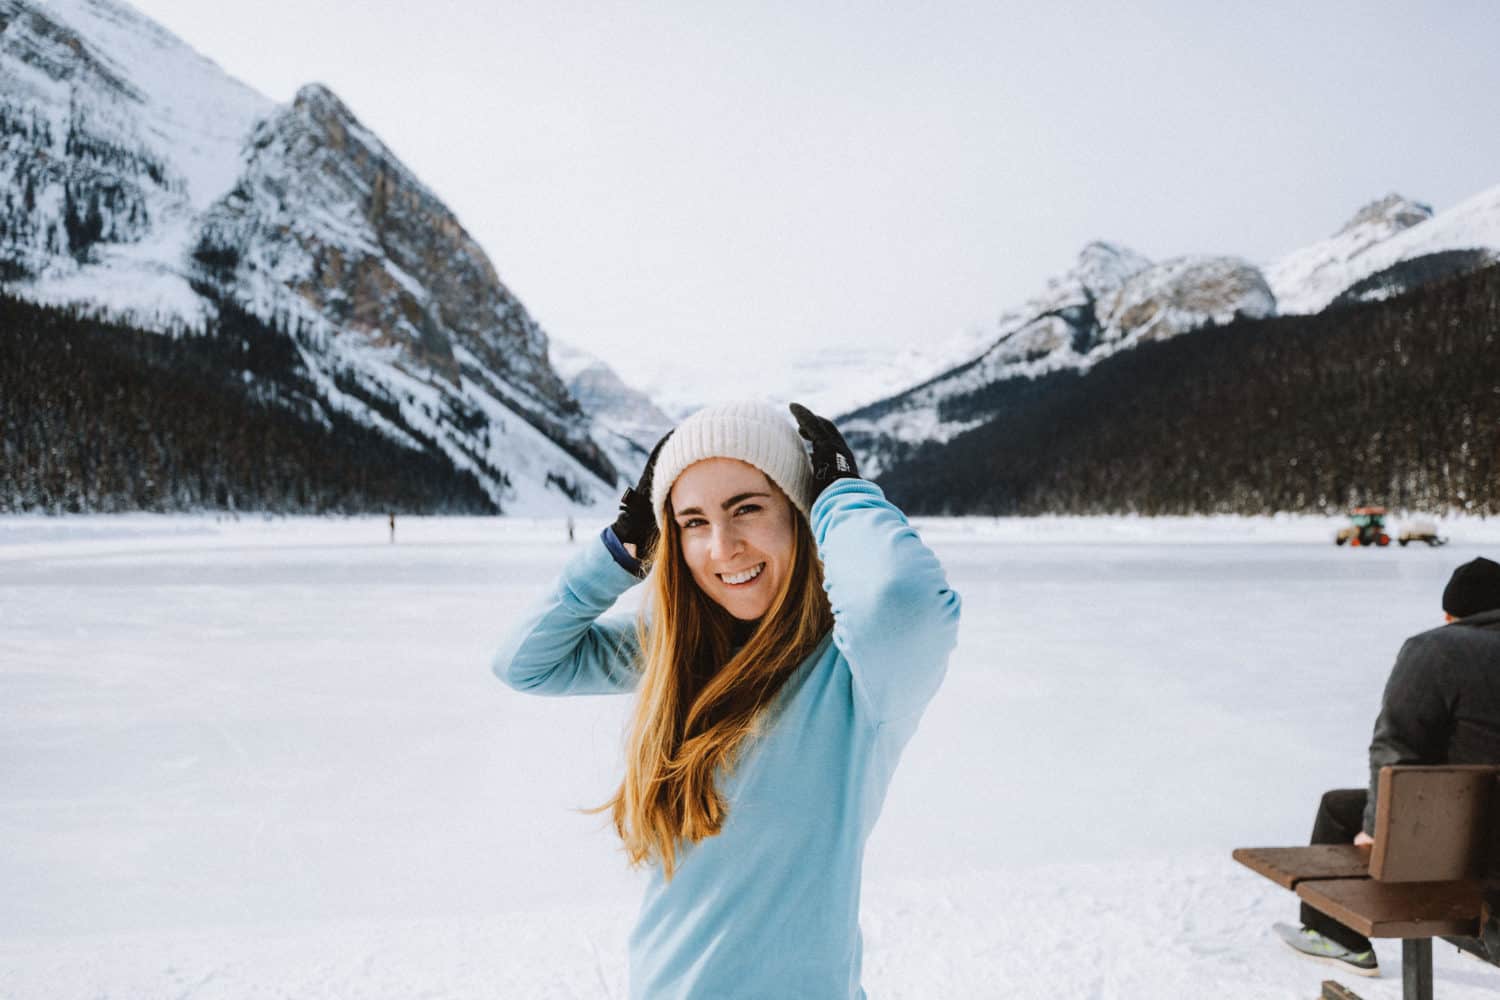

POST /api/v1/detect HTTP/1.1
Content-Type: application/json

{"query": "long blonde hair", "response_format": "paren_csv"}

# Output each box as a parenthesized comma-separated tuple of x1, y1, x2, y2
(597, 485, 833, 878)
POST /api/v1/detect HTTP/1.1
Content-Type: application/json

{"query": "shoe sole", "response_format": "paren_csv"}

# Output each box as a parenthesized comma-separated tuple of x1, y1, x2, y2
(1295, 950, 1381, 978)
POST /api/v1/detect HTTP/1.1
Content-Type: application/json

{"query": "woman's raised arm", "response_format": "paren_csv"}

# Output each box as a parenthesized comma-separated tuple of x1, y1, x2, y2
(492, 531, 646, 696)
(811, 477, 962, 724)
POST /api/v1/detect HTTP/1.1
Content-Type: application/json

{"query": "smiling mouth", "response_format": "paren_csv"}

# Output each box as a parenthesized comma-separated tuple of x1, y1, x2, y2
(718, 562, 766, 586)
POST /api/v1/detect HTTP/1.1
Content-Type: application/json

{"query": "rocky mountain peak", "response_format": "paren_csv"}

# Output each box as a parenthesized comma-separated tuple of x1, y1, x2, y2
(1073, 241, 1152, 300)
(0, 0, 673, 516)
(1266, 192, 1441, 315)
(841, 244, 1276, 476)
(1334, 193, 1432, 238)
(189, 74, 617, 498)
(202, 79, 549, 376)
(1099, 256, 1274, 344)
(292, 81, 344, 115)
(286, 83, 379, 159)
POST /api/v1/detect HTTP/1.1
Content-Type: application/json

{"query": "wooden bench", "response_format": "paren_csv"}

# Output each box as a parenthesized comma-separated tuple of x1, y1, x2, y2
(1234, 765, 1500, 1000)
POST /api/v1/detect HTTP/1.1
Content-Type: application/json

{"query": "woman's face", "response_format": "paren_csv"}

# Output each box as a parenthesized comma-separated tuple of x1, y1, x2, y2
(668, 458, 796, 622)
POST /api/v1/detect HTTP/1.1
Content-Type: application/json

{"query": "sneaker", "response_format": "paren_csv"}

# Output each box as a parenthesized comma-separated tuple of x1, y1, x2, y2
(1273, 922, 1380, 977)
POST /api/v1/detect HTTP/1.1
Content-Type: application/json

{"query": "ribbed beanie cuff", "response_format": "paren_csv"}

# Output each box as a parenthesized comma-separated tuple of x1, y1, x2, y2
(650, 401, 814, 527)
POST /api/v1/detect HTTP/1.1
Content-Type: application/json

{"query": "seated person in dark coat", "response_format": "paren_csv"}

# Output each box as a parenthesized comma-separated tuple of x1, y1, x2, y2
(1274, 556, 1500, 976)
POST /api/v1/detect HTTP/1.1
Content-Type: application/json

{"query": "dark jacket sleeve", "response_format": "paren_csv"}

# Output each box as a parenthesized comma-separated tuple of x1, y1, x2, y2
(1364, 632, 1456, 834)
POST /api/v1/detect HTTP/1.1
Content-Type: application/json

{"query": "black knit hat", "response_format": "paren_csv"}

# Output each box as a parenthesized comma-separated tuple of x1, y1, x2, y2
(1442, 557, 1500, 618)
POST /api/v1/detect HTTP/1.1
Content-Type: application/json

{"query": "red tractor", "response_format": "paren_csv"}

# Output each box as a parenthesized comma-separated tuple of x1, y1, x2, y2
(1335, 506, 1391, 547)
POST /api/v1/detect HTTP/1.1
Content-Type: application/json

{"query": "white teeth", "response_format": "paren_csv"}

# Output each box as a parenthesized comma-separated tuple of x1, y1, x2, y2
(721, 563, 764, 585)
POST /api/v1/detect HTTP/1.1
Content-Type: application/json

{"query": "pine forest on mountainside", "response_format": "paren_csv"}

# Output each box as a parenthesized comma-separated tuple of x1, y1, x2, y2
(5, 263, 1498, 518)
(0, 292, 499, 514)
(874, 263, 1500, 517)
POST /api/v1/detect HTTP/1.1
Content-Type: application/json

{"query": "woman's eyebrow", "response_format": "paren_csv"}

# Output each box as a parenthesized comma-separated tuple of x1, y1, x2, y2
(676, 492, 771, 517)
(723, 491, 774, 509)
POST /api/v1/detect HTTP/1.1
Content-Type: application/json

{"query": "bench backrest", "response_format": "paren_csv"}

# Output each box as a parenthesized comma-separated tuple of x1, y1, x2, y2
(1371, 765, 1500, 882)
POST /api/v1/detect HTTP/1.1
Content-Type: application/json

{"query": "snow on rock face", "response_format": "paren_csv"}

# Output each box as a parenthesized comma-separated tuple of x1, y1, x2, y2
(1267, 187, 1500, 315)
(1266, 192, 1434, 314)
(0, 0, 270, 323)
(1336, 192, 1434, 236)
(1071, 240, 1154, 304)
(651, 242, 1159, 428)
(1326, 182, 1500, 301)
(195, 83, 552, 389)
(1099, 255, 1275, 345)
(188, 81, 618, 504)
(548, 338, 673, 476)
(0, 0, 656, 515)
(981, 241, 1151, 360)
(838, 242, 1268, 477)
(844, 184, 1500, 480)
(0, 1, 180, 277)
(31, 0, 273, 212)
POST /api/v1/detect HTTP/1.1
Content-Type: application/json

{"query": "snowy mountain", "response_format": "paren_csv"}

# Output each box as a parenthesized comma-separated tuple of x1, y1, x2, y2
(650, 243, 1254, 429)
(838, 242, 1275, 476)
(1263, 193, 1434, 314)
(1263, 190, 1500, 314)
(0, 0, 659, 515)
(0, 0, 270, 323)
(874, 260, 1500, 517)
(548, 338, 673, 470)
(841, 182, 1500, 479)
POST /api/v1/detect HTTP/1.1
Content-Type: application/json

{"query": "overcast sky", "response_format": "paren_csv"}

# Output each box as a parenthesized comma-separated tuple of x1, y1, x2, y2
(127, 0, 1500, 403)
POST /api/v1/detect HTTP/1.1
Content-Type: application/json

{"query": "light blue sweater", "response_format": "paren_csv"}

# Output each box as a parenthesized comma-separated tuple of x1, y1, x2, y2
(493, 478, 961, 999)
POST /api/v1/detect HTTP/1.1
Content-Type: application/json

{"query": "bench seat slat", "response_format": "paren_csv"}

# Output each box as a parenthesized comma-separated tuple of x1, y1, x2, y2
(1296, 878, 1483, 938)
(1233, 845, 1371, 889)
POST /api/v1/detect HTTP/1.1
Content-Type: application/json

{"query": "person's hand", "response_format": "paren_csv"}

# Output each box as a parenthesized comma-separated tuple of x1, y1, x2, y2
(789, 402, 859, 498)
(1353, 831, 1374, 848)
(610, 430, 673, 567)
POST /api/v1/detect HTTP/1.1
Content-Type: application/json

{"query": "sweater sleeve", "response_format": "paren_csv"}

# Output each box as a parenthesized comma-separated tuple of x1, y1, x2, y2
(811, 477, 962, 724)
(1363, 633, 1455, 834)
(492, 533, 646, 696)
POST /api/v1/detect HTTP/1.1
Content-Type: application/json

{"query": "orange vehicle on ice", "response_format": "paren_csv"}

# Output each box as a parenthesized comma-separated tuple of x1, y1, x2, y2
(1335, 506, 1391, 547)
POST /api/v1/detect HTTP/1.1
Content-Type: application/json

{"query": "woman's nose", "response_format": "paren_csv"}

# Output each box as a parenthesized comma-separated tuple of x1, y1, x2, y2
(708, 523, 743, 561)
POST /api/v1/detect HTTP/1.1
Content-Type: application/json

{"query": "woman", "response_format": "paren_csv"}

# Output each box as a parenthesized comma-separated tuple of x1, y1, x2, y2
(494, 400, 961, 999)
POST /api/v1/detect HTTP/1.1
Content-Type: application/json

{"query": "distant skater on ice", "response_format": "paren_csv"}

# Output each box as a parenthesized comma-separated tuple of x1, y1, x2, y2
(492, 400, 961, 999)
(1272, 556, 1500, 977)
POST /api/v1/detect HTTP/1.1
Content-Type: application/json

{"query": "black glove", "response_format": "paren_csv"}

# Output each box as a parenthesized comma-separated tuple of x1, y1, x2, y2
(610, 430, 673, 570)
(789, 402, 859, 498)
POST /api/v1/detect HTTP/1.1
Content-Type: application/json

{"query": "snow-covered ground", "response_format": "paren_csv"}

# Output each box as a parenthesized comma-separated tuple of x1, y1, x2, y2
(3, 512, 1500, 999)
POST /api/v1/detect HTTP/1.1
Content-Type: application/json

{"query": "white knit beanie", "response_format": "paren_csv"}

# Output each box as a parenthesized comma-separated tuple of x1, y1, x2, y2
(650, 401, 814, 527)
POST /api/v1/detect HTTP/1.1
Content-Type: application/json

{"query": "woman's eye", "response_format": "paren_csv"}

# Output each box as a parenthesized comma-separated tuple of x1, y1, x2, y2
(735, 504, 761, 516)
(681, 518, 705, 529)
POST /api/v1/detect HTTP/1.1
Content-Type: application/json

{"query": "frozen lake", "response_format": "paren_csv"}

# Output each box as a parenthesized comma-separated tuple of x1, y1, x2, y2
(3, 512, 1499, 998)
